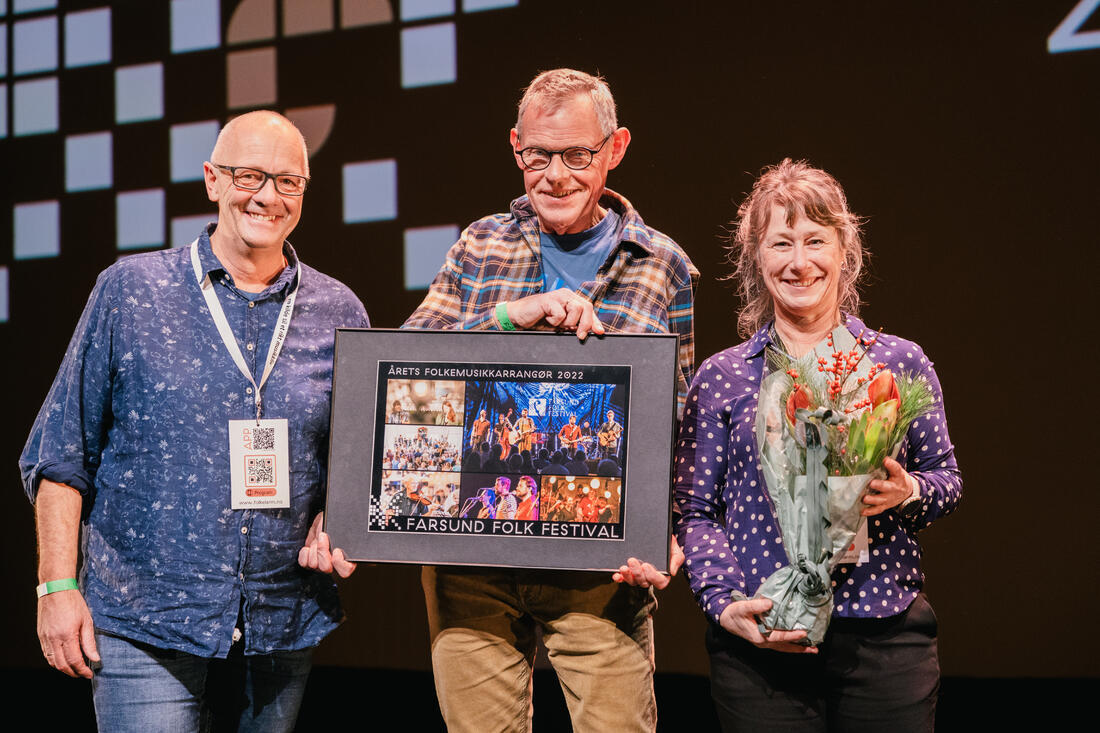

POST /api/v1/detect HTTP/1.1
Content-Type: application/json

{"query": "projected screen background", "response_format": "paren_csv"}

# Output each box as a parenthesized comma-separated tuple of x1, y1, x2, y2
(2, 1, 1097, 679)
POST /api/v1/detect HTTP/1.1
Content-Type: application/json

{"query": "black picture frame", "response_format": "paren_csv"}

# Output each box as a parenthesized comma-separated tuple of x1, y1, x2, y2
(324, 329, 679, 573)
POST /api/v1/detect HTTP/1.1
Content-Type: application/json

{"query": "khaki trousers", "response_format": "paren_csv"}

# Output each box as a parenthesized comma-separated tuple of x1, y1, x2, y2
(423, 565, 657, 733)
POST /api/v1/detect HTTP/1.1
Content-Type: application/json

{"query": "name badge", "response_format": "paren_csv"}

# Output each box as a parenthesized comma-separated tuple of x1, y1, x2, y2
(837, 520, 869, 565)
(229, 419, 291, 509)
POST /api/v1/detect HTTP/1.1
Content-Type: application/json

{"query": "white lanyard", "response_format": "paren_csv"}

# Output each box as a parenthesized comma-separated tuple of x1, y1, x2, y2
(190, 240, 300, 422)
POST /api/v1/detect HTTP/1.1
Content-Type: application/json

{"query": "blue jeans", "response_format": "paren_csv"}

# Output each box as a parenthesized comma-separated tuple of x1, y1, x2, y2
(92, 631, 313, 733)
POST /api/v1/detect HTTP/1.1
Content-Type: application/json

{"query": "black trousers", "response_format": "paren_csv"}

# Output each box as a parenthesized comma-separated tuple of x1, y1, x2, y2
(707, 593, 940, 733)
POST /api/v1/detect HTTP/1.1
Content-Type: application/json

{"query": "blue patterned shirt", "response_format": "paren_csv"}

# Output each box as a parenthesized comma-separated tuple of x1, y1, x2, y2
(674, 315, 962, 625)
(19, 227, 370, 657)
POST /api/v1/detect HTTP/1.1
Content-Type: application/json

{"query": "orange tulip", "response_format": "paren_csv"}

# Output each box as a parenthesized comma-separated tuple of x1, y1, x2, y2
(867, 370, 899, 408)
(785, 384, 812, 427)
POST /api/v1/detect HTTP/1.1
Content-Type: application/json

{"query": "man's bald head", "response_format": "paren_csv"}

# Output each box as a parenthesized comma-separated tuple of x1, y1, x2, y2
(210, 111, 310, 177)
(202, 110, 310, 266)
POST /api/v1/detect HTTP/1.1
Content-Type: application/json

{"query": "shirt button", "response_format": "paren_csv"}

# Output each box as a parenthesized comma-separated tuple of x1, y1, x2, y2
(248, 302, 256, 309)
(241, 526, 248, 535)
(246, 387, 253, 394)
(246, 343, 255, 351)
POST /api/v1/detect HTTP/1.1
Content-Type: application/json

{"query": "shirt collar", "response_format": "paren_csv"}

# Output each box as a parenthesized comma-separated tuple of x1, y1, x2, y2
(540, 206, 619, 251)
(744, 323, 773, 359)
(196, 224, 300, 296)
(510, 188, 656, 258)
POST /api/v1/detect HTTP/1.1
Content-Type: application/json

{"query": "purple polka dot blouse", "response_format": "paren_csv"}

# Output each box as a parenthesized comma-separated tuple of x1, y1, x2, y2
(673, 315, 962, 625)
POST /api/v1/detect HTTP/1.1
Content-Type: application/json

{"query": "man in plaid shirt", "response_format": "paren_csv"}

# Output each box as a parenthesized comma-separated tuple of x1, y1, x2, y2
(405, 69, 697, 732)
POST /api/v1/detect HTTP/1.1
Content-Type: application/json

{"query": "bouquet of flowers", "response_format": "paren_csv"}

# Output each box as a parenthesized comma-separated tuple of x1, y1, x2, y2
(747, 325, 935, 645)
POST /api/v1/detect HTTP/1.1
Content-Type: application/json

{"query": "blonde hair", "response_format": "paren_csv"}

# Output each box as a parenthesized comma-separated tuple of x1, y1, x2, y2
(727, 158, 866, 337)
(515, 68, 617, 139)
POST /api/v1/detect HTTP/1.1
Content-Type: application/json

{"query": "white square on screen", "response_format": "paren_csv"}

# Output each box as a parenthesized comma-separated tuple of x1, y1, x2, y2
(66, 131, 113, 191)
(404, 225, 459, 289)
(115, 63, 163, 123)
(0, 85, 7, 138)
(65, 7, 111, 67)
(0, 267, 8, 323)
(343, 159, 397, 222)
(172, 215, 214, 247)
(13, 76, 57, 135)
(401, 0, 453, 21)
(14, 200, 60, 260)
(14, 16, 57, 74)
(171, 0, 220, 53)
(116, 189, 166, 250)
(462, 0, 517, 12)
(1, 27, 8, 77)
(400, 23, 455, 88)
(170, 120, 219, 182)
(13, 1, 56, 13)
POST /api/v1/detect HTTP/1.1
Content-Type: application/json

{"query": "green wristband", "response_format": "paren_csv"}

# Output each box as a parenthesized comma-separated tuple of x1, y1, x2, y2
(495, 302, 516, 331)
(36, 578, 78, 598)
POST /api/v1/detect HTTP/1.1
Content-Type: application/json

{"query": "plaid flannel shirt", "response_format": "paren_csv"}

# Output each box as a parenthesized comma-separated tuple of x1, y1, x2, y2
(404, 189, 699, 413)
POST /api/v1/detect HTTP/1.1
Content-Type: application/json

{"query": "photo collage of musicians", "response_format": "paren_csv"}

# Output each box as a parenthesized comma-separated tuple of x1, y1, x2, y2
(369, 361, 630, 538)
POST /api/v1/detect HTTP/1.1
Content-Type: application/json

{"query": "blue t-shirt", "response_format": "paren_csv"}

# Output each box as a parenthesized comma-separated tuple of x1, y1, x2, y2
(540, 209, 620, 292)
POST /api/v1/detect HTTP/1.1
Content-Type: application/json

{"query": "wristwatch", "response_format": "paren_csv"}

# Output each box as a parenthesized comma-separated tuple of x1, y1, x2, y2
(897, 479, 921, 519)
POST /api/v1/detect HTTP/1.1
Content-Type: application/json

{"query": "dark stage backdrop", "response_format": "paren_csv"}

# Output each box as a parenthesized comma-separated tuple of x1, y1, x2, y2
(2, 1, 1098, 681)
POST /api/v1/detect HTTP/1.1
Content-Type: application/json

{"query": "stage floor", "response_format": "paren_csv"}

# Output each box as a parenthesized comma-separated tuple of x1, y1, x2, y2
(4, 667, 1094, 730)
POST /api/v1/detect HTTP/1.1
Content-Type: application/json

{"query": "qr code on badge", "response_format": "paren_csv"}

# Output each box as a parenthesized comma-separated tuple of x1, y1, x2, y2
(252, 427, 276, 450)
(245, 456, 275, 487)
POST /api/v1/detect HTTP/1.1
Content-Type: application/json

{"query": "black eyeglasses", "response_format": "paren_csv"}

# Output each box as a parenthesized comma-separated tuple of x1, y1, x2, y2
(213, 164, 309, 196)
(514, 134, 612, 171)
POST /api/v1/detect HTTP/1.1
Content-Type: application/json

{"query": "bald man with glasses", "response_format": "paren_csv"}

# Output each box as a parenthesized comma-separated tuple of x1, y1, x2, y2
(21, 111, 367, 732)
